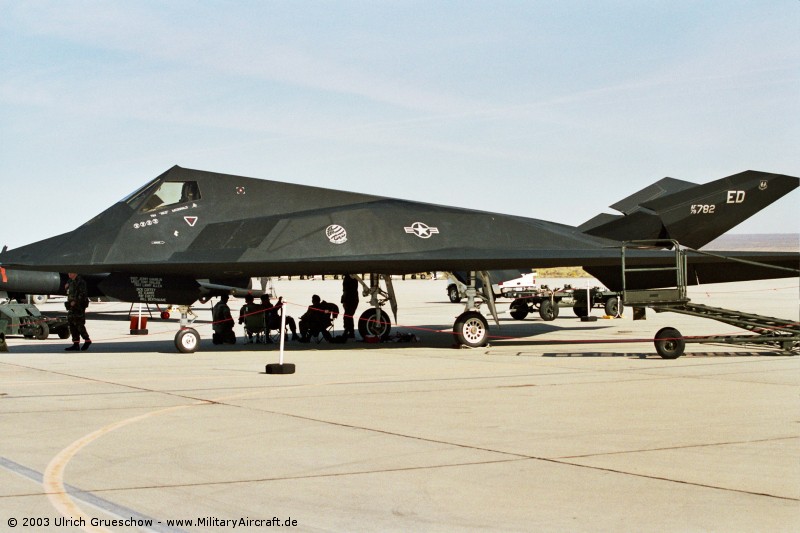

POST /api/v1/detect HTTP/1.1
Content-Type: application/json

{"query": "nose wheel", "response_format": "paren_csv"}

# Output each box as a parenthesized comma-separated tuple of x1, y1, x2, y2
(175, 327, 200, 353)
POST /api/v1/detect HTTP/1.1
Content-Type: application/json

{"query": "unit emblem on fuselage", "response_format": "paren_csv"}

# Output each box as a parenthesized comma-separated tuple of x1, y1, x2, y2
(326, 224, 348, 244)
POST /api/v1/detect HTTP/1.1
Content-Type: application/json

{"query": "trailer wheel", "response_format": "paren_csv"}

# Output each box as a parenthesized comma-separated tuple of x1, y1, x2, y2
(447, 284, 461, 303)
(539, 300, 559, 321)
(34, 322, 50, 340)
(604, 297, 623, 317)
(654, 327, 684, 359)
(573, 305, 588, 318)
(454, 311, 489, 347)
(509, 299, 529, 320)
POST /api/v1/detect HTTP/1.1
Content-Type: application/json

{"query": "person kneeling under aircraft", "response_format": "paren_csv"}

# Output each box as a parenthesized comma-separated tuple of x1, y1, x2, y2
(212, 294, 236, 344)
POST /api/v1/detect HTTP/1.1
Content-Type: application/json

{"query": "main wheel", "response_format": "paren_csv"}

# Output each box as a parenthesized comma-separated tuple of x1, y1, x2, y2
(358, 308, 391, 340)
(32, 294, 48, 305)
(509, 299, 529, 320)
(604, 297, 623, 316)
(57, 326, 70, 339)
(447, 284, 461, 303)
(573, 305, 588, 318)
(175, 328, 200, 353)
(654, 327, 684, 359)
(454, 311, 489, 348)
(539, 300, 559, 321)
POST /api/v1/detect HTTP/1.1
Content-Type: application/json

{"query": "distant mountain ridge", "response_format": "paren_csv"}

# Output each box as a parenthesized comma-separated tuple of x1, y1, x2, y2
(702, 233, 799, 252)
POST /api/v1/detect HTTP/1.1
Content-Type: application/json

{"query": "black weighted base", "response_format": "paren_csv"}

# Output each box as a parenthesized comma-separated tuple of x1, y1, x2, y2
(265, 363, 296, 374)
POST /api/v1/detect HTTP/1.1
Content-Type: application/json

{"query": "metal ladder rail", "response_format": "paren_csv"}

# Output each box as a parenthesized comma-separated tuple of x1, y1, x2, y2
(621, 240, 689, 305)
(653, 304, 799, 354)
(653, 303, 800, 336)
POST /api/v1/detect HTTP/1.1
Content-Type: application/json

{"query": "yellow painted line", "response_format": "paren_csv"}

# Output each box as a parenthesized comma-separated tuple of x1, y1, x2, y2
(43, 403, 203, 532)
(41, 381, 335, 530)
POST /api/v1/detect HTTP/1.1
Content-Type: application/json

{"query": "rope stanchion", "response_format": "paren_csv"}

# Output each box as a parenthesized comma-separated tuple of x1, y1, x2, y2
(266, 302, 294, 374)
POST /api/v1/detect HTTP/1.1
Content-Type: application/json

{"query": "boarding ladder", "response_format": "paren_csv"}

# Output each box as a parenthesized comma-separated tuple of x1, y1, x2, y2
(620, 240, 799, 357)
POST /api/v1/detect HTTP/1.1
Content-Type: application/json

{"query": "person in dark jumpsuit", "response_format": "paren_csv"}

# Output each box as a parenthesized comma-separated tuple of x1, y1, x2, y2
(341, 274, 359, 339)
(64, 272, 91, 351)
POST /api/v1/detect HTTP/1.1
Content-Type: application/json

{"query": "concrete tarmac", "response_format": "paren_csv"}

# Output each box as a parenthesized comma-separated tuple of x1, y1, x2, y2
(1, 277, 798, 532)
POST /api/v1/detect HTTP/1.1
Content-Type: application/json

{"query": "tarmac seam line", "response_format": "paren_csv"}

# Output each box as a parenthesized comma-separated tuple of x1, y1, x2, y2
(557, 435, 800, 460)
(213, 403, 800, 502)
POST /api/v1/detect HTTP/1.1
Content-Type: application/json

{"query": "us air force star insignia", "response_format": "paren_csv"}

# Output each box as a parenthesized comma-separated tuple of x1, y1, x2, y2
(326, 224, 347, 244)
(405, 222, 439, 238)
(759, 180, 768, 191)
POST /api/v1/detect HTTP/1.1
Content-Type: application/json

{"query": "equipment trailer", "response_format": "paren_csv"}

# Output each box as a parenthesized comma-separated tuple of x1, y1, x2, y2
(622, 241, 799, 359)
(0, 302, 70, 340)
(504, 285, 622, 321)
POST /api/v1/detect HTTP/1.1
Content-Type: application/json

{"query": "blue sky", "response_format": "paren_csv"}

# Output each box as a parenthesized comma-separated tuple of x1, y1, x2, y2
(1, 0, 798, 249)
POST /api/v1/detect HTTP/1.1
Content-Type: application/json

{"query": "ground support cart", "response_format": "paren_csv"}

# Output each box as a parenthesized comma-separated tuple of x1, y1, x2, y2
(0, 302, 70, 340)
(504, 286, 622, 321)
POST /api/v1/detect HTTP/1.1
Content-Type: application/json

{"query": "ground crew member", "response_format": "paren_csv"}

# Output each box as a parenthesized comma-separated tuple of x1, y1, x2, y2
(64, 272, 91, 351)
(299, 294, 334, 342)
(341, 274, 359, 339)
(212, 294, 236, 344)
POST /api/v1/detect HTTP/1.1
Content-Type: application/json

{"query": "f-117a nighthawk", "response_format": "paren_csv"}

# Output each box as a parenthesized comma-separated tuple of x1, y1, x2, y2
(1, 165, 797, 352)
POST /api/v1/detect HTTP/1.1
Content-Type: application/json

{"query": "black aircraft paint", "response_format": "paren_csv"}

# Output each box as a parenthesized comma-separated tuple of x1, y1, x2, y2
(0, 166, 797, 349)
(2, 166, 797, 284)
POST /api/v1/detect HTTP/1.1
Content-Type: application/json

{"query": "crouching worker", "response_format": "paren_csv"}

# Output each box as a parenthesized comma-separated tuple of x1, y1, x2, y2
(298, 294, 335, 343)
(212, 294, 236, 344)
(65, 272, 91, 351)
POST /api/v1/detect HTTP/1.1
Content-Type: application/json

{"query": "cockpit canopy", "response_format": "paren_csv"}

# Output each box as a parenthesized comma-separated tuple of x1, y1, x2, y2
(123, 179, 202, 212)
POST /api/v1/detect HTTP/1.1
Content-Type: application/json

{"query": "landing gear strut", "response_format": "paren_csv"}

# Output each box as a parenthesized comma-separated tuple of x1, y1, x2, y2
(355, 274, 396, 340)
(173, 306, 200, 353)
(452, 271, 498, 348)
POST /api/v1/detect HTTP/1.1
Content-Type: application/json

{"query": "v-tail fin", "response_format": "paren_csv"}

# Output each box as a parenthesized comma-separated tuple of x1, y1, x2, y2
(578, 170, 799, 249)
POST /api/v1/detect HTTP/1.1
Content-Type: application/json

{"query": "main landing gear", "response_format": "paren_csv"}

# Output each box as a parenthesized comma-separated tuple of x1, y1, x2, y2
(354, 274, 396, 341)
(451, 271, 499, 348)
(356, 271, 497, 347)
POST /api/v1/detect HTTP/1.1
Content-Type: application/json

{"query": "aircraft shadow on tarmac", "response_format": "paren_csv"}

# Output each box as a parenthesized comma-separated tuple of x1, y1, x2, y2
(4, 320, 585, 354)
(3, 329, 785, 359)
(537, 350, 782, 358)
